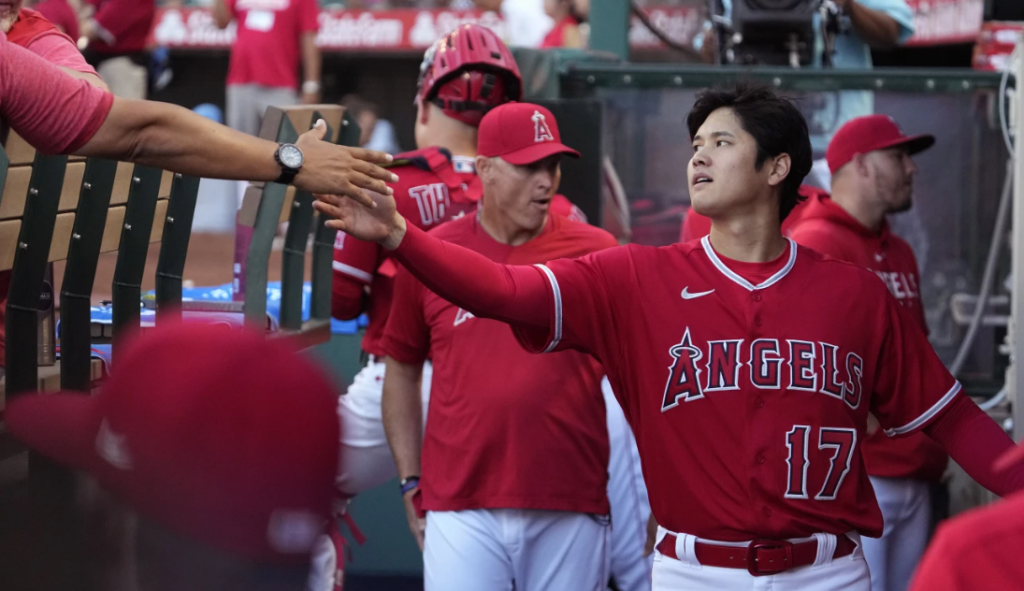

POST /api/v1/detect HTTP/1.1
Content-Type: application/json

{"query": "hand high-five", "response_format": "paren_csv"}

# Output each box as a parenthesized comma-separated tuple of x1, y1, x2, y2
(293, 120, 398, 199)
(313, 186, 408, 251)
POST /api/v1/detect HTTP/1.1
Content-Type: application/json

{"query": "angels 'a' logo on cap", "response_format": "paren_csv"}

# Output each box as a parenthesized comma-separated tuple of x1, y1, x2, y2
(532, 110, 554, 143)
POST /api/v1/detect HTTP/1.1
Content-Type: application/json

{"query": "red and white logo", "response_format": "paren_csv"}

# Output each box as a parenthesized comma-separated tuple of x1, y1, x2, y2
(532, 111, 554, 143)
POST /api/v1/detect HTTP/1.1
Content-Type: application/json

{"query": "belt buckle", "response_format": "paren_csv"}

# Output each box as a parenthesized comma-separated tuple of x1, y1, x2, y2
(746, 539, 793, 576)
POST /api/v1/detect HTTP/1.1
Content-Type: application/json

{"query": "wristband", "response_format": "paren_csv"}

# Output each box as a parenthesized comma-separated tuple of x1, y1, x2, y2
(400, 476, 420, 495)
(303, 80, 321, 95)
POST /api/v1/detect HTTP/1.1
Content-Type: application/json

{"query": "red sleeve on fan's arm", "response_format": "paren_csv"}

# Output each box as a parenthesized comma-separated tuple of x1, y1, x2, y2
(392, 223, 549, 329)
(925, 394, 1024, 497)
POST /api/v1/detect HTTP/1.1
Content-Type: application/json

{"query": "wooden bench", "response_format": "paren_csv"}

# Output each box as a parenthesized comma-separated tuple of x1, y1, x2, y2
(0, 104, 360, 462)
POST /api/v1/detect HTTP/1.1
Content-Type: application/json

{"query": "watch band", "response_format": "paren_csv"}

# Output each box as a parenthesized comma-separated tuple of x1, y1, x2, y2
(400, 476, 420, 495)
(275, 168, 298, 185)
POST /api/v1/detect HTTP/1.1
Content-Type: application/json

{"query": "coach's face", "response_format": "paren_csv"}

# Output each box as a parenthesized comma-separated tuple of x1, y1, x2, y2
(479, 154, 560, 233)
(865, 146, 916, 214)
(0, 0, 23, 34)
(688, 107, 770, 219)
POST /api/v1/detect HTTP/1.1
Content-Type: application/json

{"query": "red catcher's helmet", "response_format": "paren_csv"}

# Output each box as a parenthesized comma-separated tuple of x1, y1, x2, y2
(415, 24, 523, 127)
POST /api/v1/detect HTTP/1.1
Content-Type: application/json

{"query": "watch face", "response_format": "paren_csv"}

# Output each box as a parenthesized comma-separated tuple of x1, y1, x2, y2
(279, 144, 304, 169)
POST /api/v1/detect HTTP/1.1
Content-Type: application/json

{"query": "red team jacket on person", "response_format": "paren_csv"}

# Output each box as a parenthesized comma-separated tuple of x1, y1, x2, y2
(679, 185, 822, 242)
(333, 147, 483, 355)
(32, 0, 80, 40)
(381, 213, 617, 515)
(332, 146, 587, 355)
(788, 193, 948, 483)
(511, 238, 960, 541)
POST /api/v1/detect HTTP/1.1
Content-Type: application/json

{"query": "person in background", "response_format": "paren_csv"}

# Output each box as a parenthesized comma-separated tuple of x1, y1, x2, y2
(212, 0, 322, 303)
(80, 0, 155, 99)
(340, 93, 402, 155)
(25, 0, 79, 40)
(540, 0, 583, 48)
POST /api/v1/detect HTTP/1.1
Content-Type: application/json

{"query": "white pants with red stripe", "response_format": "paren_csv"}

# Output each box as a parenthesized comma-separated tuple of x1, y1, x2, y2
(424, 508, 610, 591)
(652, 528, 870, 591)
(334, 357, 433, 496)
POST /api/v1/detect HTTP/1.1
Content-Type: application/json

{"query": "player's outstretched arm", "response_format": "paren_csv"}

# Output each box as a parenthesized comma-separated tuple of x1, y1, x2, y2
(314, 194, 550, 329)
(78, 98, 398, 198)
(924, 395, 1024, 496)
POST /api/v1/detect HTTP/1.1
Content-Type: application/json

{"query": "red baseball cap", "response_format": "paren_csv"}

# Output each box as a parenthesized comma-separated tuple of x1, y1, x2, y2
(4, 323, 340, 564)
(478, 102, 581, 165)
(826, 115, 935, 174)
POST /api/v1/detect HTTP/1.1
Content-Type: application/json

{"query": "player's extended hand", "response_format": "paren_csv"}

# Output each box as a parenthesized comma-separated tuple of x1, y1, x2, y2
(402, 487, 426, 551)
(292, 120, 398, 199)
(313, 186, 408, 251)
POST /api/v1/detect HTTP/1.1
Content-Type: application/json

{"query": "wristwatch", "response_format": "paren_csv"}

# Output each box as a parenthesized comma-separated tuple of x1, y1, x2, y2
(274, 143, 304, 185)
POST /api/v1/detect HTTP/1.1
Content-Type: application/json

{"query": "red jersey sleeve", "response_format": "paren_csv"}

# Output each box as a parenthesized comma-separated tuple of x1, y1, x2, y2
(91, 0, 151, 44)
(380, 267, 430, 365)
(0, 35, 113, 154)
(299, 0, 319, 32)
(788, 225, 856, 261)
(331, 231, 378, 320)
(870, 291, 961, 437)
(513, 245, 635, 364)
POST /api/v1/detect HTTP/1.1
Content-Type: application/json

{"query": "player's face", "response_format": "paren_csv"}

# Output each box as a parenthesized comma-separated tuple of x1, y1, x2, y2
(687, 108, 771, 219)
(486, 155, 561, 232)
(0, 0, 23, 34)
(866, 147, 916, 214)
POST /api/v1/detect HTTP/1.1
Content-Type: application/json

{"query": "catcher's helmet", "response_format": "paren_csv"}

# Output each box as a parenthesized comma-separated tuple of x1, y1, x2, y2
(415, 24, 523, 127)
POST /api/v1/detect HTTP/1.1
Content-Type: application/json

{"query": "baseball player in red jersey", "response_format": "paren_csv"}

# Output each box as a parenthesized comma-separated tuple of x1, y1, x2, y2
(908, 444, 1024, 591)
(316, 83, 1024, 590)
(381, 103, 616, 590)
(330, 25, 521, 497)
(788, 115, 945, 591)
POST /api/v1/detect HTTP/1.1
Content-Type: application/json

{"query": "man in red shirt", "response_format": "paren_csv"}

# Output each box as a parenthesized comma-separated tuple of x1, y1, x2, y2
(908, 444, 1024, 591)
(0, 2, 106, 374)
(80, 0, 154, 98)
(382, 102, 616, 590)
(213, 0, 322, 302)
(788, 115, 943, 591)
(316, 83, 1024, 590)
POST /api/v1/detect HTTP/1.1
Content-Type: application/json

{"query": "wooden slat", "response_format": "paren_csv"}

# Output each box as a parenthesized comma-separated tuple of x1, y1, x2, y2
(159, 170, 173, 198)
(0, 218, 20, 270)
(150, 199, 169, 242)
(3, 131, 36, 166)
(0, 166, 31, 219)
(46, 212, 76, 263)
(100, 205, 127, 253)
(279, 186, 296, 223)
(258, 104, 344, 144)
(57, 162, 87, 212)
(111, 162, 135, 205)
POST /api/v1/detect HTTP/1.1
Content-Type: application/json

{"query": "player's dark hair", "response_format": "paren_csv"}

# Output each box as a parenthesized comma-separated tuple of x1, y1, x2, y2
(686, 83, 813, 221)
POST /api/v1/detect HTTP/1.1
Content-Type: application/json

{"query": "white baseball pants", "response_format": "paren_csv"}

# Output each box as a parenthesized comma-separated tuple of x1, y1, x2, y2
(652, 527, 870, 591)
(424, 508, 610, 591)
(860, 477, 931, 591)
(334, 358, 433, 497)
(603, 379, 653, 591)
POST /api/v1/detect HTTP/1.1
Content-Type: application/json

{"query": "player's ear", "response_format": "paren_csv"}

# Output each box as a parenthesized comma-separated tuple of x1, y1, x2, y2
(418, 101, 430, 125)
(766, 153, 791, 188)
(476, 155, 492, 180)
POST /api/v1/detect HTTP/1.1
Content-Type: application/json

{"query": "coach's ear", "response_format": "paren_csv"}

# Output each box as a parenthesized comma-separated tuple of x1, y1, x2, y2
(476, 155, 495, 184)
(766, 153, 792, 188)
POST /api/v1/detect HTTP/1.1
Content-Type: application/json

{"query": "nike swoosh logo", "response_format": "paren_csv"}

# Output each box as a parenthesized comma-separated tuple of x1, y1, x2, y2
(681, 287, 715, 300)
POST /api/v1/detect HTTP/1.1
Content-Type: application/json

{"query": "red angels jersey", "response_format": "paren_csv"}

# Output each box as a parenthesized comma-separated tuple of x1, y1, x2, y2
(788, 193, 947, 482)
(513, 238, 960, 541)
(332, 147, 480, 356)
(909, 490, 1024, 591)
(382, 214, 618, 515)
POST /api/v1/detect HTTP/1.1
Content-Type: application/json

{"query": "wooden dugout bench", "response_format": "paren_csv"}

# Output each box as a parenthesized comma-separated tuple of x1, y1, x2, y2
(0, 104, 360, 462)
